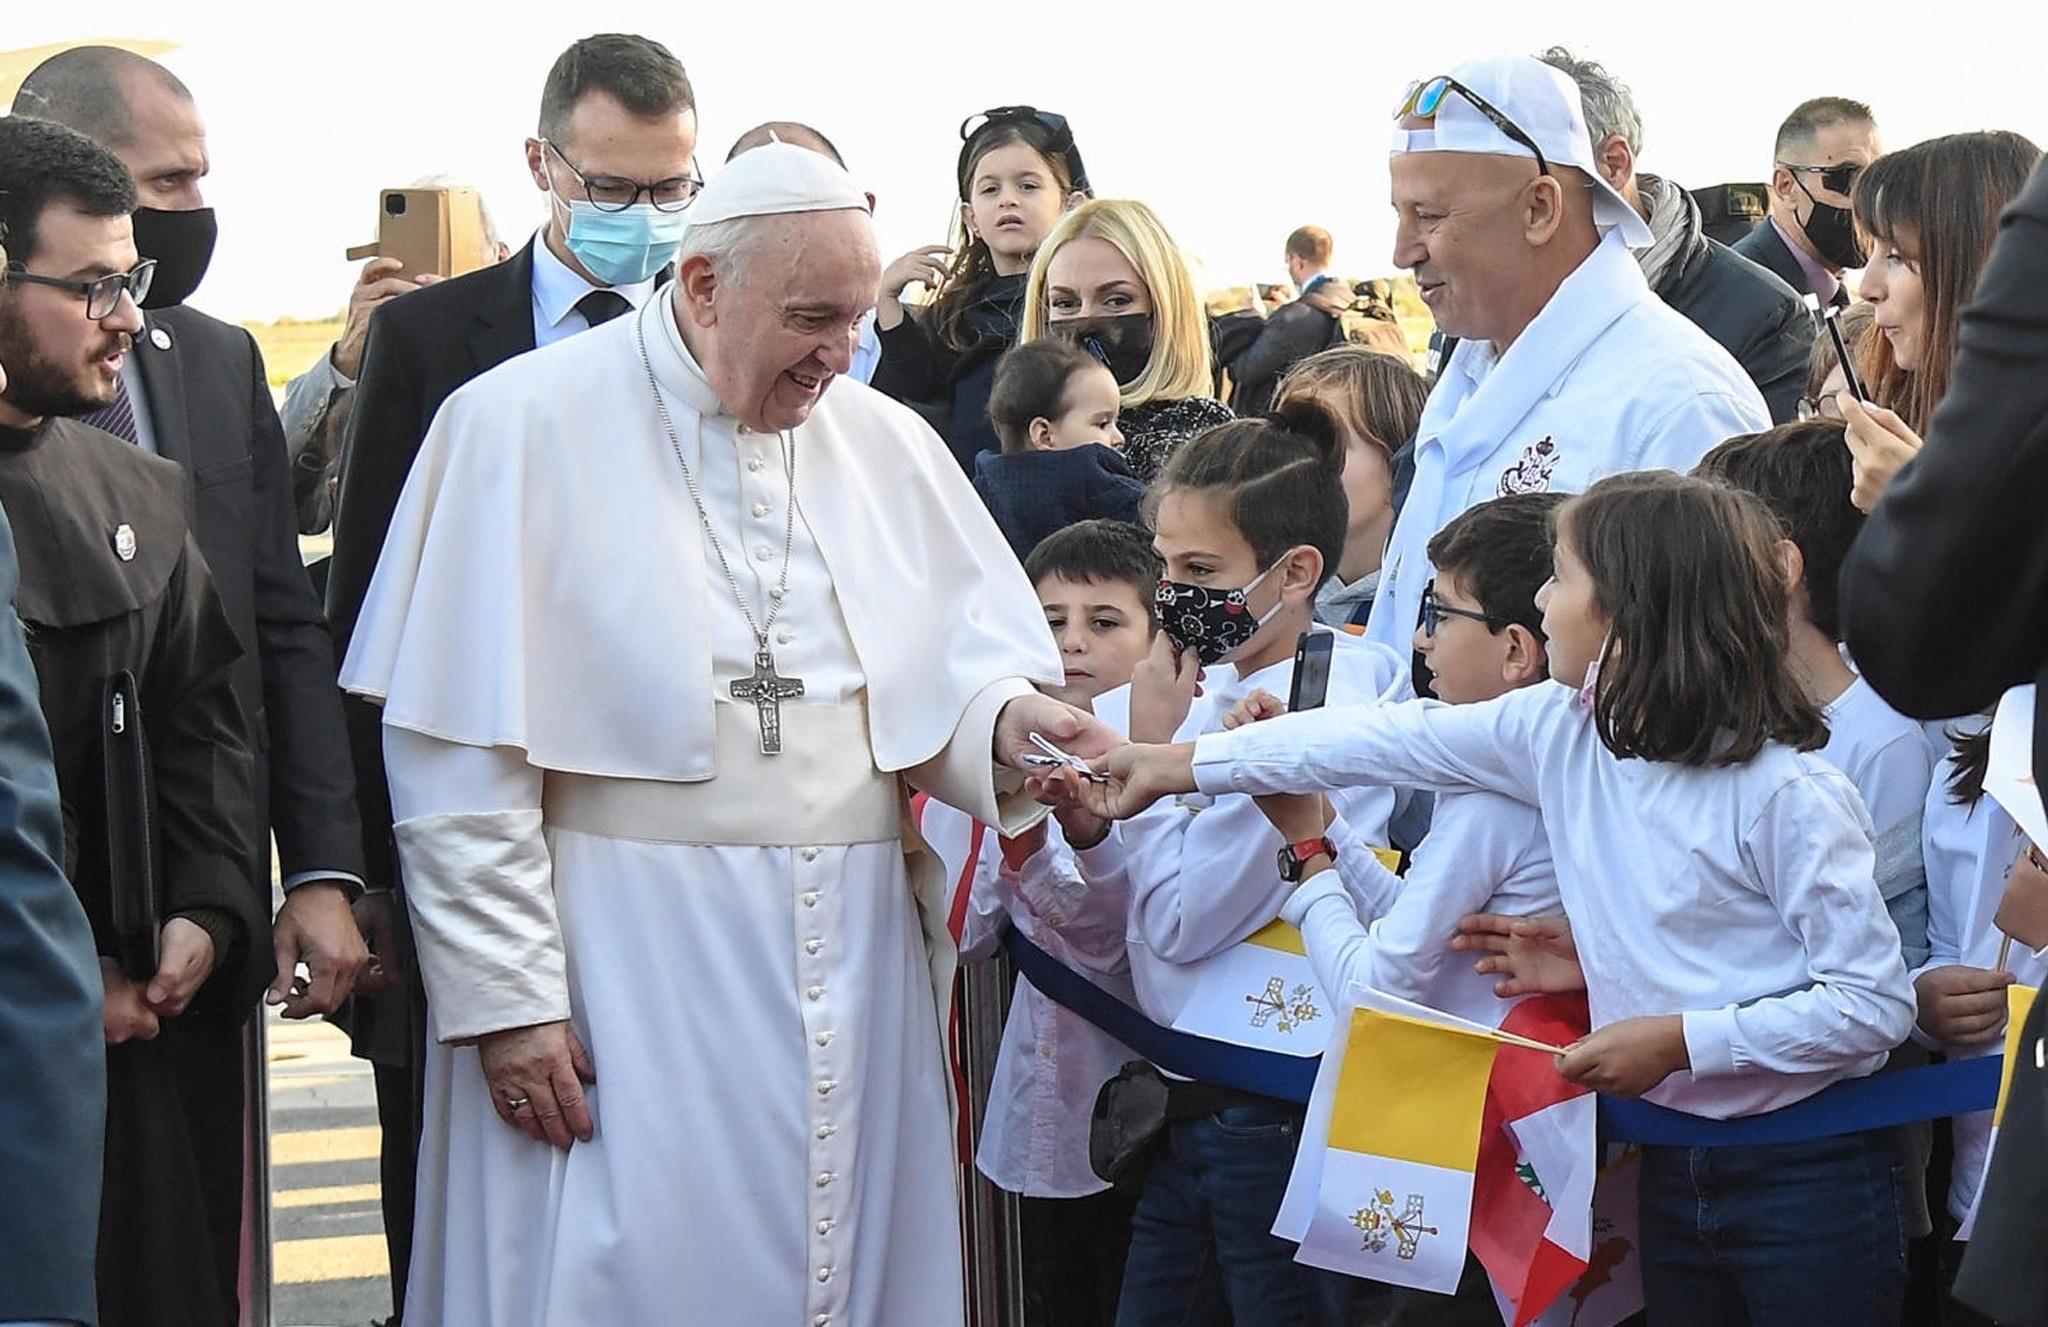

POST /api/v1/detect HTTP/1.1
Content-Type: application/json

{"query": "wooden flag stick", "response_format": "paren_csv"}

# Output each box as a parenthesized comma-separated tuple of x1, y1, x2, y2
(1493, 1028, 1574, 1056)
(1997, 932, 2014, 975)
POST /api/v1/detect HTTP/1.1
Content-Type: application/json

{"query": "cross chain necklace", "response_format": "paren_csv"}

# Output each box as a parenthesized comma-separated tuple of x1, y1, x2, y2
(635, 311, 806, 755)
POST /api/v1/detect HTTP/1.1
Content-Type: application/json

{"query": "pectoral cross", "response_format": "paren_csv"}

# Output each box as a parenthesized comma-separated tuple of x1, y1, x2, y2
(731, 646, 805, 754)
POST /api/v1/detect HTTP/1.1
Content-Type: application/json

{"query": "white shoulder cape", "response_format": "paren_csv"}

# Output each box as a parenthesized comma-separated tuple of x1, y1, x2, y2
(340, 294, 1063, 781)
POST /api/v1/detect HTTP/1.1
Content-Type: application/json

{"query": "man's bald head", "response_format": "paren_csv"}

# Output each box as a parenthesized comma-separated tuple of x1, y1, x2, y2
(13, 45, 192, 148)
(725, 121, 844, 167)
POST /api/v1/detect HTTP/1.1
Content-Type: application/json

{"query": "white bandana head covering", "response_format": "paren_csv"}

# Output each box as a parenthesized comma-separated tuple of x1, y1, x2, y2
(1390, 53, 1654, 250)
(688, 139, 871, 225)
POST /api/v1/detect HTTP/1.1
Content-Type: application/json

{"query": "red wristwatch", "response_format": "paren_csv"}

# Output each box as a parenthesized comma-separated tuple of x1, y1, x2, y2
(1276, 836, 1338, 883)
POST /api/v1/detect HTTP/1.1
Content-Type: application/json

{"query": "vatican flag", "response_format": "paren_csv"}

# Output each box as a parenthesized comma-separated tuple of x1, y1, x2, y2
(1170, 918, 1332, 1055)
(1287, 994, 1500, 1292)
(1957, 983, 2040, 1241)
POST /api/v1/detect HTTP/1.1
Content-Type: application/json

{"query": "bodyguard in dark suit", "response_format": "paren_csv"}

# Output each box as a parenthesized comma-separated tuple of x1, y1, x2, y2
(324, 34, 698, 1320)
(1731, 96, 1883, 309)
(0, 511, 105, 1327)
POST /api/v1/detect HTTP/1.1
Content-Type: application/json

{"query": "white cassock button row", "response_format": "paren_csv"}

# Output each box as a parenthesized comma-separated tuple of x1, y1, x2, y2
(815, 1031, 833, 1046)
(753, 502, 772, 518)
(805, 938, 824, 955)
(807, 985, 825, 1000)
(747, 457, 764, 471)
(816, 1268, 833, 1284)
(755, 546, 774, 562)
(803, 891, 820, 908)
(816, 1172, 835, 1187)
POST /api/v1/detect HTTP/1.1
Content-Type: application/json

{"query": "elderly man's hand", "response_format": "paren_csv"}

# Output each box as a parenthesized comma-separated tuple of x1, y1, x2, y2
(479, 1020, 598, 1150)
(1840, 393, 1923, 512)
(331, 256, 439, 379)
(994, 691, 1123, 769)
(269, 882, 372, 1017)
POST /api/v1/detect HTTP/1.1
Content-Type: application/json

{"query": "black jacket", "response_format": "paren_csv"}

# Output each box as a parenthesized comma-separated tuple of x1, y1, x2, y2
(1225, 278, 1348, 417)
(869, 272, 1026, 473)
(1647, 185, 1815, 424)
(132, 304, 363, 890)
(328, 240, 539, 886)
(973, 444, 1147, 561)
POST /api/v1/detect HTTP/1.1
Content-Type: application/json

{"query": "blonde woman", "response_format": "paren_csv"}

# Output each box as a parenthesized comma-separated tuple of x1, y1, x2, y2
(1022, 199, 1232, 481)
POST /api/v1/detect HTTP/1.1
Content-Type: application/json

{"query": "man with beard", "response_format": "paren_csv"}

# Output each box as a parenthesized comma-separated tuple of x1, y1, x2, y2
(0, 113, 267, 1327)
(1733, 97, 1883, 309)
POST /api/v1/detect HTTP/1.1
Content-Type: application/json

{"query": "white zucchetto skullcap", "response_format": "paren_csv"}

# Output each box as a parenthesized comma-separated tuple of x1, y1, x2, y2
(688, 139, 870, 225)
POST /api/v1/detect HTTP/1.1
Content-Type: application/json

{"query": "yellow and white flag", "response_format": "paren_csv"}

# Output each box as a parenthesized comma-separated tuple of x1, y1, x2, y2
(1171, 919, 1330, 1055)
(1283, 990, 1500, 1292)
(1957, 983, 2039, 1240)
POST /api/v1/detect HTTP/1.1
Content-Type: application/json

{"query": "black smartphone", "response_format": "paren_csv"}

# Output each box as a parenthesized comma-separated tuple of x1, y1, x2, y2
(1288, 630, 1334, 712)
(1820, 301, 1869, 403)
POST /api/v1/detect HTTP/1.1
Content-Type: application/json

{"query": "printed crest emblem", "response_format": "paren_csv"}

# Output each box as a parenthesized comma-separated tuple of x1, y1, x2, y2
(1352, 1188, 1439, 1260)
(112, 523, 137, 562)
(1245, 977, 1321, 1033)
(1497, 436, 1560, 496)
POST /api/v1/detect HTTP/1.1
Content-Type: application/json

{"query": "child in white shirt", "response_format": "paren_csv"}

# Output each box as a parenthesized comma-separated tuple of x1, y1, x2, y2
(1096, 472, 1917, 1327)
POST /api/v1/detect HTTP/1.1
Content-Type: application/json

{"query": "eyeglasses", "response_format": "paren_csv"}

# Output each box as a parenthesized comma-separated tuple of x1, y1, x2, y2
(1797, 393, 1847, 422)
(1396, 76, 1550, 177)
(1419, 584, 1502, 637)
(1779, 161, 1864, 197)
(4, 258, 156, 319)
(541, 139, 703, 213)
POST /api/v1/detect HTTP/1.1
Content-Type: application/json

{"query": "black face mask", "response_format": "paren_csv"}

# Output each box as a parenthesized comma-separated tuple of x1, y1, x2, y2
(130, 206, 218, 308)
(1052, 313, 1154, 387)
(1791, 176, 1868, 271)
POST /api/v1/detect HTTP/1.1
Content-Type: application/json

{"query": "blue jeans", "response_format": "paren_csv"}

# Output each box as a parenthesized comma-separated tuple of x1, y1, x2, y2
(1115, 1101, 1351, 1327)
(1638, 1127, 1908, 1327)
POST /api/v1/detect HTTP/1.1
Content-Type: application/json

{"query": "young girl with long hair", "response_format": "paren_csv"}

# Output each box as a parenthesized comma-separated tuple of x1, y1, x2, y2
(1020, 199, 1232, 482)
(1841, 130, 2039, 510)
(870, 106, 1088, 471)
(1094, 471, 1918, 1326)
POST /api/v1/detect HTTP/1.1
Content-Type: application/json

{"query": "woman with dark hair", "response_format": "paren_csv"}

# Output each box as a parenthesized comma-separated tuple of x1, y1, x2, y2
(870, 106, 1089, 471)
(1840, 130, 2040, 510)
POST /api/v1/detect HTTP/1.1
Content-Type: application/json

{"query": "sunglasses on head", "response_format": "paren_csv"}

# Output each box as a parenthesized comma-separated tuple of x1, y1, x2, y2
(1779, 161, 1864, 196)
(1396, 76, 1550, 177)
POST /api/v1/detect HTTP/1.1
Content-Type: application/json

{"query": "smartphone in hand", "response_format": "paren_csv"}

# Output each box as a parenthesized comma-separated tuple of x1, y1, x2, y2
(1288, 630, 1334, 713)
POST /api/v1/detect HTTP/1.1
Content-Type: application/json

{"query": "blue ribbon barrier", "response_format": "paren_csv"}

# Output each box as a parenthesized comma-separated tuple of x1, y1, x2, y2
(1004, 930, 2005, 1146)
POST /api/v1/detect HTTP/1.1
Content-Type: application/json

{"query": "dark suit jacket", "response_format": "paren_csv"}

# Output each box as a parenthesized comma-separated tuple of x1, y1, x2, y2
(1731, 218, 1847, 307)
(133, 306, 364, 892)
(0, 503, 105, 1325)
(327, 239, 538, 885)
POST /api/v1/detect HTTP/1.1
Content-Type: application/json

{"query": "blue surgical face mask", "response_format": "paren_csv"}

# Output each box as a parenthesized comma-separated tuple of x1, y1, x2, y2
(559, 196, 689, 286)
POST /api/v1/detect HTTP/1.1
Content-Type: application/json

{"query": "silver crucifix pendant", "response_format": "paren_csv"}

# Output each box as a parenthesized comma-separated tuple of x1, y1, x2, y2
(730, 646, 806, 754)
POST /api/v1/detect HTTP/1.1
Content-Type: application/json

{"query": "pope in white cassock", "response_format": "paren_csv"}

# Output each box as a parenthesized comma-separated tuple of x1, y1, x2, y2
(339, 142, 1110, 1326)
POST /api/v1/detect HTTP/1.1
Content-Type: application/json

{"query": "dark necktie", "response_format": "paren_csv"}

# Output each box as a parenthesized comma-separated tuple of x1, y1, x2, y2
(79, 372, 141, 445)
(577, 289, 632, 328)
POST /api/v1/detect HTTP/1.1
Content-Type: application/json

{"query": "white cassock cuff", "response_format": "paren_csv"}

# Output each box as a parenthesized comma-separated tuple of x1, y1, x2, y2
(909, 676, 1046, 835)
(384, 727, 571, 1043)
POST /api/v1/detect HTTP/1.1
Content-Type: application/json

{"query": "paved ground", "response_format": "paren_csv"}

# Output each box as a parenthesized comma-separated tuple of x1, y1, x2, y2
(267, 1013, 391, 1326)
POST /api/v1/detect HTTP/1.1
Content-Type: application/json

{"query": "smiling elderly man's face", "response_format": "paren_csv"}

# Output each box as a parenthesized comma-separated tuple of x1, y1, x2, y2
(684, 208, 881, 434)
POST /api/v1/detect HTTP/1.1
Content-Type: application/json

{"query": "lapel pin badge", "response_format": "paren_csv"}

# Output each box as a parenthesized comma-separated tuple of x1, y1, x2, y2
(149, 327, 172, 351)
(112, 523, 137, 562)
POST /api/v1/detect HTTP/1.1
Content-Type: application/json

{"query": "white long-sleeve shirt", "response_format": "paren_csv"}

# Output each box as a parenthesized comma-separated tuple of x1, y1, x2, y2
(1094, 630, 1409, 1028)
(1193, 682, 1915, 1119)
(1281, 788, 1558, 1028)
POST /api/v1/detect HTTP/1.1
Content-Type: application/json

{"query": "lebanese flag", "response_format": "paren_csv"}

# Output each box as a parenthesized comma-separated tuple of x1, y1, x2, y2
(1471, 995, 1595, 1327)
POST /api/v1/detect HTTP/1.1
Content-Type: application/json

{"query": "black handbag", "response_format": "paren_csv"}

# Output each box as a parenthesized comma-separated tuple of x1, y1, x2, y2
(101, 668, 162, 980)
(1089, 1060, 1170, 1191)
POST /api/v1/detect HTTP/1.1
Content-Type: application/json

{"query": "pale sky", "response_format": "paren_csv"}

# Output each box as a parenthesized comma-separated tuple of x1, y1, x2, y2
(8, 1, 2042, 324)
